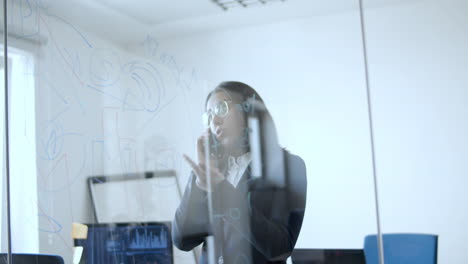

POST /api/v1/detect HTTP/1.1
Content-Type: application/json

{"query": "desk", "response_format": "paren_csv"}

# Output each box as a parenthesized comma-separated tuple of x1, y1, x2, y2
(291, 249, 365, 264)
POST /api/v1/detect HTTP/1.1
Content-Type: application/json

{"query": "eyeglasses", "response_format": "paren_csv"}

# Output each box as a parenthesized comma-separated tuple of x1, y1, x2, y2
(202, 100, 232, 126)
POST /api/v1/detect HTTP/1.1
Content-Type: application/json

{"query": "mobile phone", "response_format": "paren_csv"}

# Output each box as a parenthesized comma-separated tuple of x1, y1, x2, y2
(207, 132, 224, 160)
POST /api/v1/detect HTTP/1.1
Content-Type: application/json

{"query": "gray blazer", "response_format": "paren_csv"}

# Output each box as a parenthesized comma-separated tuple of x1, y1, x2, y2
(172, 150, 307, 264)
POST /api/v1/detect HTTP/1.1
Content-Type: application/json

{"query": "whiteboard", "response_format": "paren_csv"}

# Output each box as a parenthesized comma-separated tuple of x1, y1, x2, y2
(88, 170, 198, 264)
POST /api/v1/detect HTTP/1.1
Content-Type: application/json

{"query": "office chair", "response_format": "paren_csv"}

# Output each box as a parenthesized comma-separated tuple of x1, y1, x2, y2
(0, 254, 64, 264)
(364, 233, 438, 264)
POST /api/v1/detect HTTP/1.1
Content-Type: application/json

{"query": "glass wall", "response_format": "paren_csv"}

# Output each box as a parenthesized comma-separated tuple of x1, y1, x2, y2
(0, 0, 400, 263)
(363, 0, 468, 263)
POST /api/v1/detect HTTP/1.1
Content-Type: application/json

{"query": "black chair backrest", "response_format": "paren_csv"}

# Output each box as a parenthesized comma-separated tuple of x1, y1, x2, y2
(0, 254, 64, 264)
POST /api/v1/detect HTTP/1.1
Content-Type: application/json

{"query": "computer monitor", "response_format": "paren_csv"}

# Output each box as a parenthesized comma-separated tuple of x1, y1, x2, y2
(87, 171, 181, 223)
(83, 222, 173, 264)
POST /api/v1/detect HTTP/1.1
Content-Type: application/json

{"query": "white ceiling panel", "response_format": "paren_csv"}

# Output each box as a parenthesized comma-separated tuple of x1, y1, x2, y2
(32, 0, 424, 47)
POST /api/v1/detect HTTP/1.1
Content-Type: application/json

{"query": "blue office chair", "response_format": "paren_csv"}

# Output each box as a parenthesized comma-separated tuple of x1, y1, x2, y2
(364, 233, 438, 264)
(0, 254, 64, 264)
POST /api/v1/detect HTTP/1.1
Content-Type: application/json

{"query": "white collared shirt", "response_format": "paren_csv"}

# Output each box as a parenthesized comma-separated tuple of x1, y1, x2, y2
(225, 152, 252, 188)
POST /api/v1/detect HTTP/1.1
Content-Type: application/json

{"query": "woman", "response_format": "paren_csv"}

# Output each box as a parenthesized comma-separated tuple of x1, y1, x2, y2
(172, 81, 307, 264)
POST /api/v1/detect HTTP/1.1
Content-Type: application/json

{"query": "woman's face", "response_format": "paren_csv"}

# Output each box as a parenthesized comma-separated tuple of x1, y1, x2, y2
(206, 91, 246, 150)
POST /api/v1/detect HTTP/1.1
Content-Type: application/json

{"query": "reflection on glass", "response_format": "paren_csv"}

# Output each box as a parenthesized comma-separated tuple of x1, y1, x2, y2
(83, 223, 172, 264)
(173, 81, 307, 264)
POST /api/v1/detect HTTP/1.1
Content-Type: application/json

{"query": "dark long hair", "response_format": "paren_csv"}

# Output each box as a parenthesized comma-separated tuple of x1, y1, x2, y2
(205, 81, 264, 109)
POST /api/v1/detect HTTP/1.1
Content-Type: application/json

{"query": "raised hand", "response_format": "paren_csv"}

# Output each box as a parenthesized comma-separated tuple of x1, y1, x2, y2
(183, 129, 225, 191)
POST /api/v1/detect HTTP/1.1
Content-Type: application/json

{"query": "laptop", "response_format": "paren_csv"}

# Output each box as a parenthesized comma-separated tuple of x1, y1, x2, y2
(78, 222, 173, 264)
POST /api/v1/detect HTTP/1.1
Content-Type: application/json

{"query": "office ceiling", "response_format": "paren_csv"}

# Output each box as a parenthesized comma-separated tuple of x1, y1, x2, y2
(39, 0, 418, 47)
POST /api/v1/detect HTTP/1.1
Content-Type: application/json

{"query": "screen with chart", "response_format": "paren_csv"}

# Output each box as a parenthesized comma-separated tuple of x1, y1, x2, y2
(85, 223, 173, 264)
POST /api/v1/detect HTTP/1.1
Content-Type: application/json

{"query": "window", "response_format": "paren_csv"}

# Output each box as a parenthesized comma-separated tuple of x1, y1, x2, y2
(0, 45, 38, 253)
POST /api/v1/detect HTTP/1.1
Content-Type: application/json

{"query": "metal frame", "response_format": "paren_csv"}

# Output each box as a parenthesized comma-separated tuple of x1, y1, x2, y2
(2, 0, 12, 264)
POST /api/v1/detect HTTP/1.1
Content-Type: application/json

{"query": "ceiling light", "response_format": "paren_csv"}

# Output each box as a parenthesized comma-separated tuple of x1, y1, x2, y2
(212, 0, 286, 11)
